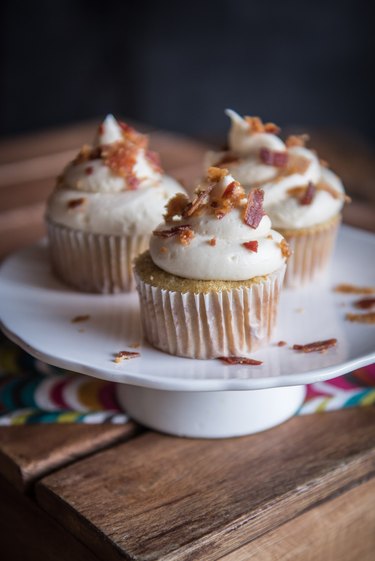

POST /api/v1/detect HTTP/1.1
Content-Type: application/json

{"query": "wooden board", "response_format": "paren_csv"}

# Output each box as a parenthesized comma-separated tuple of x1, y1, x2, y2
(0, 475, 100, 561)
(0, 423, 139, 491)
(36, 408, 375, 561)
(219, 477, 375, 561)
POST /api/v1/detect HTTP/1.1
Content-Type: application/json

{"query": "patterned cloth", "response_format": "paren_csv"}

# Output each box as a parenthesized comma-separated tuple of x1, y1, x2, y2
(0, 334, 374, 425)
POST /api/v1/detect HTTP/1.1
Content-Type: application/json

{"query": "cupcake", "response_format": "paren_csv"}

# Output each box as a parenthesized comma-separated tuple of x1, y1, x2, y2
(134, 167, 288, 359)
(46, 115, 184, 293)
(205, 110, 349, 288)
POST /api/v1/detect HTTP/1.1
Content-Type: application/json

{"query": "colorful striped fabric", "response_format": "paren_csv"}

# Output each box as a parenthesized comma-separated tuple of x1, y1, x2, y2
(0, 334, 374, 425)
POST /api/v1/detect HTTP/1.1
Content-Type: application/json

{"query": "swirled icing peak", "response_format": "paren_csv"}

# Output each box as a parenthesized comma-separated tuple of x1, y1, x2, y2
(204, 110, 349, 228)
(150, 167, 289, 281)
(59, 115, 162, 193)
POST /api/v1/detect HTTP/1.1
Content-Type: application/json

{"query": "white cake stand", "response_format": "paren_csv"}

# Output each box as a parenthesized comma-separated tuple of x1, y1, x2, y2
(0, 225, 374, 438)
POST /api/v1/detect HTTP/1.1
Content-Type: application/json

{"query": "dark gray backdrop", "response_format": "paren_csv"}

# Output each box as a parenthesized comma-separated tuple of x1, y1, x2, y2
(1, 0, 373, 140)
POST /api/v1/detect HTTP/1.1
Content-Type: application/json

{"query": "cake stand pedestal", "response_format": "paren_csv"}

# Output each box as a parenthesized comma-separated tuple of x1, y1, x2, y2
(116, 385, 306, 438)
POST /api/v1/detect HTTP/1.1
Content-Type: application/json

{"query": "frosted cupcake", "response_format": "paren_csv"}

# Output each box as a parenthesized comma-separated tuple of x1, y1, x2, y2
(134, 167, 289, 359)
(46, 115, 184, 293)
(205, 110, 349, 287)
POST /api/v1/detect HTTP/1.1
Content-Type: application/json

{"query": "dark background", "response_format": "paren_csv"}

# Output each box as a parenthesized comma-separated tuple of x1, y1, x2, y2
(1, 0, 374, 141)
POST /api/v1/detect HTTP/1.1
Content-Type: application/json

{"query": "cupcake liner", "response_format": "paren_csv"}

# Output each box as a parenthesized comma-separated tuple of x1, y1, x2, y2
(47, 220, 149, 293)
(135, 265, 286, 359)
(280, 215, 341, 289)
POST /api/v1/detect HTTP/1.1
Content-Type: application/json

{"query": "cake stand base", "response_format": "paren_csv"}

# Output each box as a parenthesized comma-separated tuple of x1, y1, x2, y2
(116, 384, 306, 438)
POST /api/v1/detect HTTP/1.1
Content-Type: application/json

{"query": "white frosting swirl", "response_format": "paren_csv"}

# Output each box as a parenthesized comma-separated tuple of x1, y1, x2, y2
(150, 173, 287, 281)
(47, 115, 185, 235)
(205, 110, 346, 229)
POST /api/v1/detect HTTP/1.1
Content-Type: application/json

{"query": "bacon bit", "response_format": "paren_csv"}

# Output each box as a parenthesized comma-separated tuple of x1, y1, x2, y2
(85, 166, 93, 175)
(160, 246, 168, 254)
(243, 241, 258, 252)
(209, 238, 217, 246)
(67, 197, 86, 209)
(146, 150, 163, 173)
(118, 121, 148, 148)
(183, 184, 215, 218)
(223, 180, 240, 199)
(353, 298, 375, 310)
(71, 315, 90, 323)
(277, 340, 287, 347)
(213, 153, 240, 167)
(345, 312, 375, 324)
(219, 356, 263, 366)
(102, 141, 137, 179)
(243, 189, 265, 229)
(279, 239, 292, 259)
(285, 134, 310, 148)
(245, 116, 280, 135)
(293, 338, 337, 353)
(153, 225, 193, 238)
(114, 350, 140, 363)
(300, 182, 316, 205)
(179, 227, 195, 246)
(333, 284, 375, 295)
(259, 148, 288, 168)
(164, 193, 190, 222)
(207, 166, 228, 182)
(127, 176, 140, 190)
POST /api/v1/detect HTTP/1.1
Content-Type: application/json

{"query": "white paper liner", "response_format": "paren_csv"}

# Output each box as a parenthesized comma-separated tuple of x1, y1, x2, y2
(135, 265, 286, 359)
(47, 220, 149, 293)
(281, 217, 340, 288)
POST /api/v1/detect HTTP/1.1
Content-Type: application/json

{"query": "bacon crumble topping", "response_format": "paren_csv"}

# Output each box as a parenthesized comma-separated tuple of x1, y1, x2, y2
(164, 193, 190, 222)
(209, 237, 217, 246)
(85, 166, 93, 175)
(293, 338, 337, 353)
(333, 284, 375, 295)
(219, 356, 263, 365)
(277, 341, 287, 347)
(245, 116, 280, 135)
(259, 147, 288, 168)
(242, 241, 258, 252)
(353, 298, 375, 310)
(243, 189, 265, 229)
(71, 315, 90, 323)
(345, 312, 375, 324)
(67, 197, 86, 209)
(279, 239, 292, 259)
(114, 350, 140, 363)
(153, 225, 194, 245)
(300, 182, 316, 205)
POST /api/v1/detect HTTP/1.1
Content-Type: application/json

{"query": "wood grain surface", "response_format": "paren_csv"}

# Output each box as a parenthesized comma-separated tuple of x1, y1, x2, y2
(0, 423, 139, 491)
(36, 409, 375, 561)
(0, 476, 100, 561)
(218, 477, 375, 561)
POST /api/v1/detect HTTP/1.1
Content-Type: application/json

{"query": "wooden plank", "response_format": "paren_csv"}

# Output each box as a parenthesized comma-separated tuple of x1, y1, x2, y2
(219, 477, 375, 561)
(36, 408, 375, 561)
(0, 475, 100, 561)
(0, 422, 140, 492)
